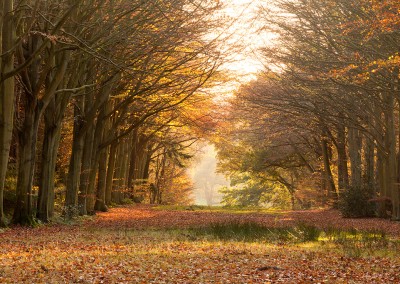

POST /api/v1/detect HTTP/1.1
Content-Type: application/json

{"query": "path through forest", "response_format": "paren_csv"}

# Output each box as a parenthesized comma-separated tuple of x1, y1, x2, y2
(89, 205, 400, 235)
(1, 206, 399, 283)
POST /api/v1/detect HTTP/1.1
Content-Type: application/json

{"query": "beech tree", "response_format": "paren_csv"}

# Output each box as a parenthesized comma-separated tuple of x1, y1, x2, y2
(215, 0, 400, 218)
(0, 0, 226, 225)
(65, 0, 223, 217)
(0, 0, 16, 226)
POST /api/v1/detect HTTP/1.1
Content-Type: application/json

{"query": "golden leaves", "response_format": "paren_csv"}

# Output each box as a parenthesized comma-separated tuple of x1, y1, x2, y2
(0, 206, 399, 283)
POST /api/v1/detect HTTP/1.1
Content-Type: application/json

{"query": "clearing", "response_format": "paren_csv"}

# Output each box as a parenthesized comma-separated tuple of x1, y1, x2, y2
(1, 205, 399, 283)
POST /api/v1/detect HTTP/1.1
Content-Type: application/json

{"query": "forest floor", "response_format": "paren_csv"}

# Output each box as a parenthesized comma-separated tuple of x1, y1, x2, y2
(1, 205, 400, 283)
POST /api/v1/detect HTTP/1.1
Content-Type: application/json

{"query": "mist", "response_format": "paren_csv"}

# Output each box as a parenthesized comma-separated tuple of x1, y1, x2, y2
(189, 144, 230, 206)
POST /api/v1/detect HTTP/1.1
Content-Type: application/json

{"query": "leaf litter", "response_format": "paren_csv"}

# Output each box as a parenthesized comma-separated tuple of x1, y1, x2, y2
(0, 205, 399, 283)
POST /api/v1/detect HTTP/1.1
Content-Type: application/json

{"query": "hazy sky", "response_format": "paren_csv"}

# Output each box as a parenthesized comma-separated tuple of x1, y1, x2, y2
(189, 144, 229, 205)
(189, 1, 272, 205)
(221, 0, 277, 77)
(222, 0, 265, 76)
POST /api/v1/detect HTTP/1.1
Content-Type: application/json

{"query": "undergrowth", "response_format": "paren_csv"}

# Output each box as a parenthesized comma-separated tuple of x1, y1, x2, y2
(188, 222, 396, 258)
(189, 222, 321, 243)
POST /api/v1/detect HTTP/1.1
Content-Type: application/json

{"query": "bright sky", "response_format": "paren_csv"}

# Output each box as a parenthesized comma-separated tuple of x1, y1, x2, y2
(205, 0, 275, 98)
(190, 1, 274, 205)
(220, 0, 273, 80)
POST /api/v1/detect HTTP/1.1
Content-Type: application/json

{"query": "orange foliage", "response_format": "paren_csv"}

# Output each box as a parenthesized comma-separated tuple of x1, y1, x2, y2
(333, 0, 400, 82)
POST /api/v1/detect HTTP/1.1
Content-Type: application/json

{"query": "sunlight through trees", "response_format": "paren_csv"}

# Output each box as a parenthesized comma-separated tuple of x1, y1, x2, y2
(0, 0, 399, 226)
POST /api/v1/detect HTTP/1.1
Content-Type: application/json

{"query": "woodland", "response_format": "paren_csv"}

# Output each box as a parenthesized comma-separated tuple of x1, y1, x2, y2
(0, 0, 400, 282)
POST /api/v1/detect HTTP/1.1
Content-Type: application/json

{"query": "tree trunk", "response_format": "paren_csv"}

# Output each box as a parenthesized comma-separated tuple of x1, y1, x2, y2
(348, 127, 362, 188)
(390, 69, 400, 220)
(121, 140, 130, 200)
(393, 68, 400, 220)
(375, 100, 386, 200)
(127, 129, 138, 191)
(321, 134, 337, 202)
(336, 122, 349, 193)
(14, 34, 68, 224)
(12, 105, 41, 225)
(382, 89, 398, 219)
(36, 59, 75, 222)
(95, 145, 108, 211)
(37, 109, 62, 222)
(112, 142, 125, 204)
(105, 142, 117, 205)
(95, 103, 111, 211)
(0, 0, 15, 226)
(364, 134, 375, 191)
(143, 146, 152, 182)
(156, 151, 167, 204)
(78, 123, 95, 216)
(86, 107, 107, 214)
(65, 102, 85, 218)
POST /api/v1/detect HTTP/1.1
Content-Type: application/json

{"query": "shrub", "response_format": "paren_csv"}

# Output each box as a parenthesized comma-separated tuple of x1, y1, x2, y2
(339, 186, 375, 218)
(121, 198, 134, 205)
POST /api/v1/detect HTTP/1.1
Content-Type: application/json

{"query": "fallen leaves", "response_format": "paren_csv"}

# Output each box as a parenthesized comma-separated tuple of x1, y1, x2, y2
(0, 205, 399, 283)
(88, 205, 400, 236)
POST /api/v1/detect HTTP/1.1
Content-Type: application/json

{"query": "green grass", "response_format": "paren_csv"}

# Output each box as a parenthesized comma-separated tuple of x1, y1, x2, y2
(319, 227, 393, 257)
(189, 222, 321, 243)
(186, 222, 398, 258)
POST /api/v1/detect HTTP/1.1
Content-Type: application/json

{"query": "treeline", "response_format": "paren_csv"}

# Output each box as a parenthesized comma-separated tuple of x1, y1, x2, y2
(215, 0, 400, 218)
(0, 0, 224, 226)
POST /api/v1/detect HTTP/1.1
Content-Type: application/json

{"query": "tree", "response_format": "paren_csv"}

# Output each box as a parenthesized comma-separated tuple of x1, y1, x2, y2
(214, 0, 400, 217)
(0, 0, 16, 226)
(0, 0, 226, 224)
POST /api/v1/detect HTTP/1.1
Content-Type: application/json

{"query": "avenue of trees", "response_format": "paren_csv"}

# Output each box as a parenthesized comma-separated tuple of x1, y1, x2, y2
(215, 0, 400, 219)
(0, 0, 227, 226)
(2, 0, 399, 226)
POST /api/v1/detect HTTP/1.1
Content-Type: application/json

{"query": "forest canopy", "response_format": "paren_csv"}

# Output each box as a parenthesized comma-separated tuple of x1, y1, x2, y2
(213, 0, 400, 219)
(0, 0, 229, 226)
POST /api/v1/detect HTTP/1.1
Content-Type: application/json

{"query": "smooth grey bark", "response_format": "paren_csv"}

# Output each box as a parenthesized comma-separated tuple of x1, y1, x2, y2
(120, 138, 130, 200)
(105, 142, 117, 205)
(86, 106, 106, 214)
(393, 68, 400, 220)
(37, 110, 62, 222)
(155, 149, 167, 204)
(127, 130, 138, 191)
(13, 32, 42, 224)
(36, 66, 80, 222)
(348, 127, 362, 189)
(321, 134, 337, 202)
(12, 104, 41, 225)
(336, 122, 349, 193)
(384, 91, 398, 219)
(78, 122, 95, 216)
(363, 134, 375, 191)
(65, 101, 85, 218)
(112, 142, 124, 204)
(65, 74, 117, 217)
(13, 39, 69, 225)
(375, 104, 388, 218)
(142, 145, 152, 182)
(0, 0, 15, 226)
(95, 102, 112, 211)
(95, 144, 108, 211)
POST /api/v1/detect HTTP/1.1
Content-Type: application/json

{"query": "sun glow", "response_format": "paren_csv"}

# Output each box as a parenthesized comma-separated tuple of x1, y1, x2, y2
(219, 0, 275, 83)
